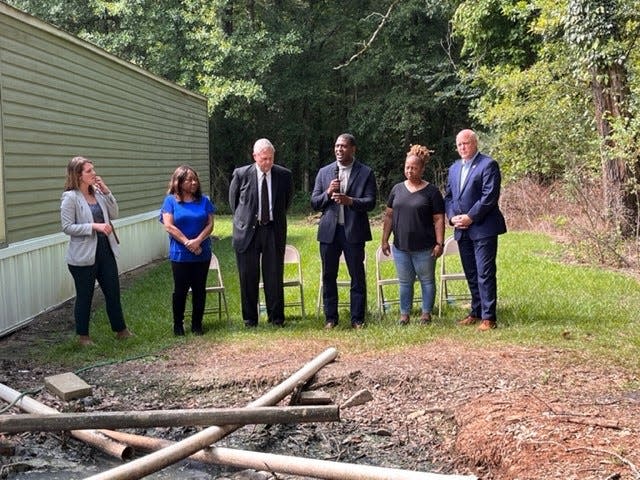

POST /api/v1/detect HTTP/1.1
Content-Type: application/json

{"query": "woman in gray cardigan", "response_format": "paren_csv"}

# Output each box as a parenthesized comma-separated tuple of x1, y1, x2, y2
(60, 156, 132, 346)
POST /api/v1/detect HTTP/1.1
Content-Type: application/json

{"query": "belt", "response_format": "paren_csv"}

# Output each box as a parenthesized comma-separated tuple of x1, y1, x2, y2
(257, 221, 273, 226)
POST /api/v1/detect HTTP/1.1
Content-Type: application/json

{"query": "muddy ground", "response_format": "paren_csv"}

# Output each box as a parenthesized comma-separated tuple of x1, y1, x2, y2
(0, 267, 639, 479)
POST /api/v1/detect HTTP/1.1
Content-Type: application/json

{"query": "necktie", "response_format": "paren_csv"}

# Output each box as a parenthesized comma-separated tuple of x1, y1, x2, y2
(460, 160, 472, 190)
(337, 167, 345, 225)
(260, 174, 269, 224)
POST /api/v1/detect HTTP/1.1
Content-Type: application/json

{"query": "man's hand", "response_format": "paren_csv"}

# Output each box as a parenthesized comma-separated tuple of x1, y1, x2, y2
(327, 178, 341, 195)
(452, 214, 473, 229)
(331, 192, 353, 206)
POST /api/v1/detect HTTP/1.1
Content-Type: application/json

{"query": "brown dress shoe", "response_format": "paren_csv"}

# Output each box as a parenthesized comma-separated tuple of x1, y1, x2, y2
(78, 335, 95, 346)
(457, 315, 480, 326)
(116, 328, 133, 339)
(420, 313, 432, 325)
(398, 314, 410, 326)
(477, 319, 497, 331)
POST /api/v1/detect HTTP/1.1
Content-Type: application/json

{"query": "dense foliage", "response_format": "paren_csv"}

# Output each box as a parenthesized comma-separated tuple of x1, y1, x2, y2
(7, 0, 469, 205)
(6, 0, 639, 234)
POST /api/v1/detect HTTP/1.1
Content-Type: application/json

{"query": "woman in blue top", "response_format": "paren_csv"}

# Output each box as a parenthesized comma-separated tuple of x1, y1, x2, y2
(381, 145, 445, 325)
(161, 165, 216, 336)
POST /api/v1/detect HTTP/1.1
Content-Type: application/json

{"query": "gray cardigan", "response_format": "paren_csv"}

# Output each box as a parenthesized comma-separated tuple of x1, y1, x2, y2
(60, 189, 120, 266)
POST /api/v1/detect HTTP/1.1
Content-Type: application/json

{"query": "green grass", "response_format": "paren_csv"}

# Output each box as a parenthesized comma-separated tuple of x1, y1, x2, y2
(41, 216, 640, 370)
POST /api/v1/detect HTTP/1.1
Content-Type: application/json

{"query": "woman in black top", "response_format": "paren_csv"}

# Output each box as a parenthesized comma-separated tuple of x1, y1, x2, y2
(381, 145, 445, 325)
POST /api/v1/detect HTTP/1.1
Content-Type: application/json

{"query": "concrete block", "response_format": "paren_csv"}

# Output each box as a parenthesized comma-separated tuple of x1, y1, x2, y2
(296, 390, 333, 405)
(44, 372, 92, 401)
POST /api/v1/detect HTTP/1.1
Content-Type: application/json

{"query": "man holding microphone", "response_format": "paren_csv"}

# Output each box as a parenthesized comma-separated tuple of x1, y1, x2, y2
(311, 133, 377, 329)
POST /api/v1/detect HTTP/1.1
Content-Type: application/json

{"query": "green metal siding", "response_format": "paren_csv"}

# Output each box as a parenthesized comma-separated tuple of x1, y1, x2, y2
(0, 4, 209, 244)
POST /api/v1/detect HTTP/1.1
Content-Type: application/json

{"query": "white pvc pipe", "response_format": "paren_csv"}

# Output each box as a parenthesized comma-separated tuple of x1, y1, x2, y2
(85, 346, 339, 480)
(100, 430, 477, 480)
(0, 382, 132, 460)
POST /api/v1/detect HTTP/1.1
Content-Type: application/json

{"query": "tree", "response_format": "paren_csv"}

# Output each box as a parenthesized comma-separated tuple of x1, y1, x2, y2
(565, 0, 639, 236)
(7, 0, 474, 206)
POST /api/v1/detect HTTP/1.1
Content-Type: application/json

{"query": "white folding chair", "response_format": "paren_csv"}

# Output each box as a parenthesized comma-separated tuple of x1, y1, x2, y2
(259, 244, 305, 318)
(437, 236, 470, 316)
(375, 245, 421, 317)
(202, 254, 230, 323)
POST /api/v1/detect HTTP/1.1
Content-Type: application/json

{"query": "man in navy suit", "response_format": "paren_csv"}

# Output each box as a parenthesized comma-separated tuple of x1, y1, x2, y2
(229, 138, 293, 327)
(444, 129, 507, 331)
(311, 133, 377, 329)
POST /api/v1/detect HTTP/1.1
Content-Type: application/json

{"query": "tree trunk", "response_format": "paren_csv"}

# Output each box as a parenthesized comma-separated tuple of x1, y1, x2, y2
(590, 63, 637, 236)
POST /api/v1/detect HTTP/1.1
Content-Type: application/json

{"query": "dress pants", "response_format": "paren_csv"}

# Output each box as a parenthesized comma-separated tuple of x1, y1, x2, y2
(68, 234, 126, 336)
(319, 225, 366, 325)
(235, 224, 285, 326)
(457, 231, 499, 321)
(171, 260, 210, 330)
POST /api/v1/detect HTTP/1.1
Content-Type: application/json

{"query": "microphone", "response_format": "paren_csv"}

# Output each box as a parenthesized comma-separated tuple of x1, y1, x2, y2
(332, 165, 341, 199)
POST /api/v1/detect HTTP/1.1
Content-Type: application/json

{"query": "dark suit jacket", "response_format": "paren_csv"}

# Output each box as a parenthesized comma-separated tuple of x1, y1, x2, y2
(311, 160, 377, 244)
(229, 163, 293, 253)
(444, 152, 507, 241)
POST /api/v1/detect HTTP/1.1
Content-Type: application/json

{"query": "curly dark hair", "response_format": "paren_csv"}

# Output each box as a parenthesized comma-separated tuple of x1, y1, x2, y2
(406, 144, 433, 167)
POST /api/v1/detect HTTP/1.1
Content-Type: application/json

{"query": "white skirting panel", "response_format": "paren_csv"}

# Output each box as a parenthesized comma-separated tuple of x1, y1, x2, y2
(0, 211, 168, 337)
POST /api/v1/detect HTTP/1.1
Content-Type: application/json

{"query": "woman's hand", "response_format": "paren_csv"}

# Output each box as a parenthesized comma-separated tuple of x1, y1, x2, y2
(184, 238, 202, 255)
(93, 223, 113, 235)
(381, 241, 391, 256)
(94, 176, 111, 194)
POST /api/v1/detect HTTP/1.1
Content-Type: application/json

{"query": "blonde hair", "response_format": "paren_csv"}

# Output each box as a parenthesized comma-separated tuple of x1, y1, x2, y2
(406, 144, 432, 168)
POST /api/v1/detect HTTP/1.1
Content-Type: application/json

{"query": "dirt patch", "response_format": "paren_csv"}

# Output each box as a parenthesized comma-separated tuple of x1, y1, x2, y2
(1, 291, 640, 478)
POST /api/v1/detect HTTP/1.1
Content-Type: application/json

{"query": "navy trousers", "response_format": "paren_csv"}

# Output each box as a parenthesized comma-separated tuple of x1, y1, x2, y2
(319, 225, 366, 325)
(457, 232, 499, 321)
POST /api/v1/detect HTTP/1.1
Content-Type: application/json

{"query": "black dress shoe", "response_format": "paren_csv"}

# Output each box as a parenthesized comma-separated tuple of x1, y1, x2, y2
(173, 325, 185, 336)
(245, 322, 258, 328)
(191, 327, 204, 336)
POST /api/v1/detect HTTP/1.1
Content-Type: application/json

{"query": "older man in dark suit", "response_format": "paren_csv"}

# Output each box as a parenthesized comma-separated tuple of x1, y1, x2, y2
(229, 138, 293, 327)
(311, 133, 377, 329)
(444, 129, 507, 331)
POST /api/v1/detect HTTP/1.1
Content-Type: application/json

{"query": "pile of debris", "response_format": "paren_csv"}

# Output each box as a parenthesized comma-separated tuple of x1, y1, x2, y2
(0, 348, 476, 480)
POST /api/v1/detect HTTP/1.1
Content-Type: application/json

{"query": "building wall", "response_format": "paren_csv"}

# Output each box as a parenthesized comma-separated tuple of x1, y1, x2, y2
(0, 4, 210, 335)
(0, 212, 165, 335)
(0, 3, 209, 245)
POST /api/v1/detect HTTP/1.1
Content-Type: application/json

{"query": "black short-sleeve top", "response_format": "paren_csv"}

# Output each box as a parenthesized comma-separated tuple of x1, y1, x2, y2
(386, 182, 445, 252)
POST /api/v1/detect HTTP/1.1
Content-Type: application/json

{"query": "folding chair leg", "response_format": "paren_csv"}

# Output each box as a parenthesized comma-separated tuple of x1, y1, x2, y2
(299, 285, 306, 319)
(316, 285, 323, 321)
